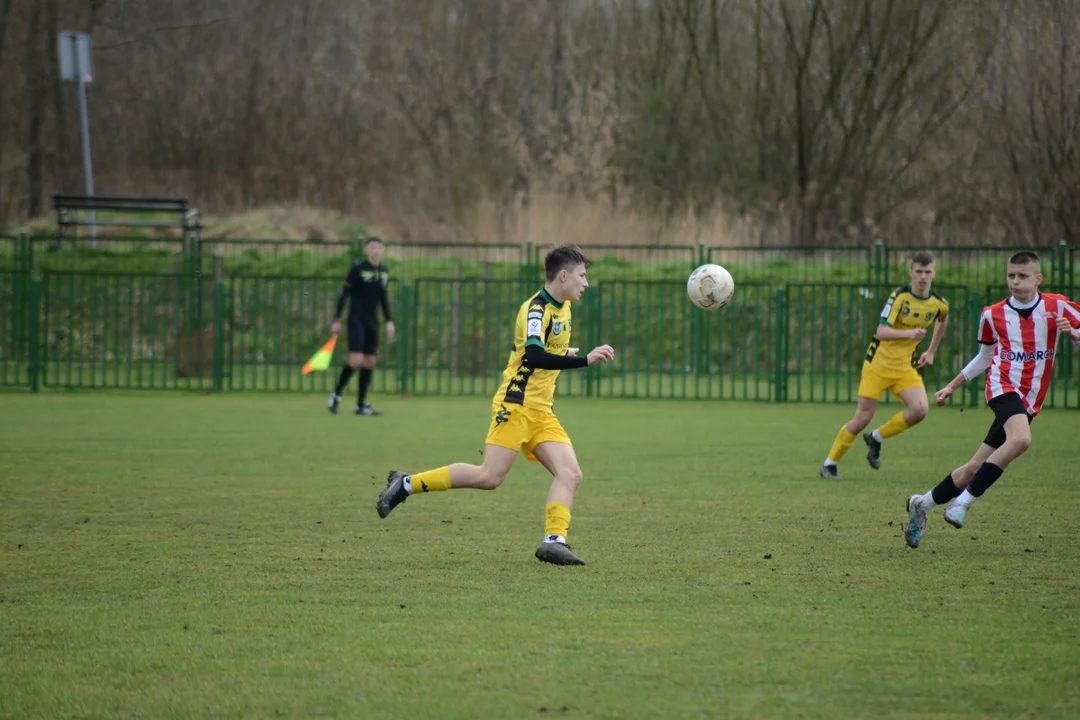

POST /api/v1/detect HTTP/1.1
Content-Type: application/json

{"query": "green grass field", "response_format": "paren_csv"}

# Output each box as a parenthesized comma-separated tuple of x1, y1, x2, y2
(1, 393, 1078, 719)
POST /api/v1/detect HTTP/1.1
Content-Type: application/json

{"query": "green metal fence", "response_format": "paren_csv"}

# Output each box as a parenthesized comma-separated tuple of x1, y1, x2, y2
(11, 271, 1079, 409)
(1, 233, 1078, 408)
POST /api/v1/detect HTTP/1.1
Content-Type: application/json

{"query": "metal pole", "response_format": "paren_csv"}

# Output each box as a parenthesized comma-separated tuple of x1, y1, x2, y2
(71, 34, 96, 244)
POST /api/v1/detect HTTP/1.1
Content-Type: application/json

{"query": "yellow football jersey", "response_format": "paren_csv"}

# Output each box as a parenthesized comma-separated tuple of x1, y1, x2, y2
(865, 286, 949, 372)
(494, 289, 573, 412)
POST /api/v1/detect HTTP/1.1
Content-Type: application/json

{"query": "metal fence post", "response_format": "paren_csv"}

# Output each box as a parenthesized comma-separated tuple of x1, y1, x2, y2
(213, 278, 226, 392)
(773, 286, 787, 403)
(398, 283, 411, 394)
(13, 232, 27, 379)
(1068, 244, 1076, 297)
(28, 277, 41, 392)
(874, 241, 885, 290)
(967, 292, 982, 408)
(1056, 240, 1067, 291)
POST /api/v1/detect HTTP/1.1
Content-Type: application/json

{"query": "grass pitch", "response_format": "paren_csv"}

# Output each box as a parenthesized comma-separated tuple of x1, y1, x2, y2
(1, 393, 1078, 719)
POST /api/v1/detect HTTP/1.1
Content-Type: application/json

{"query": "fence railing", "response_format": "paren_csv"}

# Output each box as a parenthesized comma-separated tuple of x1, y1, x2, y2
(3, 265, 1077, 409)
(3, 233, 1076, 289)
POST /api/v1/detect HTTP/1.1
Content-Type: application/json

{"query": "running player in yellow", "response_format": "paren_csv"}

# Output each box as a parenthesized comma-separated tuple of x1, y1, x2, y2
(376, 246, 615, 566)
(820, 251, 950, 479)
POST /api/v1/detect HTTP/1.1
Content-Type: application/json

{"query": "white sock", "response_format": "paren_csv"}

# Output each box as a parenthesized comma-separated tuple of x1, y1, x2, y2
(956, 489, 976, 506)
(824, 458, 837, 467)
(543, 534, 566, 544)
(919, 491, 936, 509)
(871, 429, 883, 442)
(403, 475, 415, 495)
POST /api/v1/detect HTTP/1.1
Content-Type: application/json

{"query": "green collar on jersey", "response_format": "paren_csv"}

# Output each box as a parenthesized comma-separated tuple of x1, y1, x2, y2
(908, 286, 932, 300)
(540, 288, 564, 309)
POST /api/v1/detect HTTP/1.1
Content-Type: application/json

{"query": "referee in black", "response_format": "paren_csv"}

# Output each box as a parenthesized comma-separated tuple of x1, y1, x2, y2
(328, 236, 395, 415)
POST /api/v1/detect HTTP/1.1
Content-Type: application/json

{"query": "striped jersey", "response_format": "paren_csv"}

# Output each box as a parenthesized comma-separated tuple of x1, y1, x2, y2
(978, 293, 1080, 415)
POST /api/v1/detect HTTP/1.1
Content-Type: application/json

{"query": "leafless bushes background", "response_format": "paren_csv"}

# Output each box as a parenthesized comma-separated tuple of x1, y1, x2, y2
(1, 0, 1078, 246)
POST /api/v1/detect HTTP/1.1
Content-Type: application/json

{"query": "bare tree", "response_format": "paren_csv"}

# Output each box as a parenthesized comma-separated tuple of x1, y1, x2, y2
(0, 0, 1071, 248)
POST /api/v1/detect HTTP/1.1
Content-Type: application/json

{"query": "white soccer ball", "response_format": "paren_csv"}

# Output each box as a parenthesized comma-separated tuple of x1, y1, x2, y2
(687, 264, 735, 311)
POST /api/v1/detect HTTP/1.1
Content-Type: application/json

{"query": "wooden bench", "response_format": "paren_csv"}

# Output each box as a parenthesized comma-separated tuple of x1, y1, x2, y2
(53, 194, 202, 239)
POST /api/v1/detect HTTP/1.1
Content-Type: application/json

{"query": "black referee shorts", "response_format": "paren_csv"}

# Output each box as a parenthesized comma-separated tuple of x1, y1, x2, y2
(983, 392, 1033, 449)
(346, 316, 379, 355)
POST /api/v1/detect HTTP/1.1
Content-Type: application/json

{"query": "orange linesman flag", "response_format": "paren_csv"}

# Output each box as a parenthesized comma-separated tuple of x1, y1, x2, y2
(302, 335, 337, 375)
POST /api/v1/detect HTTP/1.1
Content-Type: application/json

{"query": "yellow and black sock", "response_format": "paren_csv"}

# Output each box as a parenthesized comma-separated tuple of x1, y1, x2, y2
(407, 466, 451, 494)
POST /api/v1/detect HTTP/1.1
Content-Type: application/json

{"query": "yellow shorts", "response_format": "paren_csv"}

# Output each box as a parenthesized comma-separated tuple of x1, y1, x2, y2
(858, 362, 924, 401)
(484, 403, 571, 462)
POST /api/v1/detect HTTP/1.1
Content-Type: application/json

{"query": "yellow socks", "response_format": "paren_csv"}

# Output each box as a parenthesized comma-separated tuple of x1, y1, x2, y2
(544, 502, 572, 541)
(408, 466, 451, 494)
(826, 427, 856, 464)
(877, 412, 911, 439)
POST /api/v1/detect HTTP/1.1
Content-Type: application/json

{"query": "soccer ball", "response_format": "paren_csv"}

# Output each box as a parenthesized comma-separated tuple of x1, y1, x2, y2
(687, 264, 735, 311)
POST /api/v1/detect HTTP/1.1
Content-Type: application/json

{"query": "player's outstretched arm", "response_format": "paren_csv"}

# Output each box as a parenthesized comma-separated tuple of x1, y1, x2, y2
(918, 315, 949, 368)
(1053, 313, 1080, 346)
(585, 345, 615, 366)
(875, 324, 925, 342)
(935, 343, 995, 406)
(521, 344, 614, 370)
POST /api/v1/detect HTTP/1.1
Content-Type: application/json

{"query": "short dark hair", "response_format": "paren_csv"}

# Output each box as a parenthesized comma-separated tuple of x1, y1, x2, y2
(910, 251, 934, 267)
(364, 235, 384, 246)
(1009, 251, 1040, 266)
(544, 245, 590, 281)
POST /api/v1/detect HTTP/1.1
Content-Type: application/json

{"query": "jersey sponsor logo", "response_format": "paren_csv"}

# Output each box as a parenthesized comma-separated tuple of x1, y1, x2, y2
(552, 320, 562, 335)
(902, 306, 910, 317)
(999, 349, 1054, 362)
(527, 318, 542, 336)
(880, 297, 895, 320)
(495, 404, 512, 426)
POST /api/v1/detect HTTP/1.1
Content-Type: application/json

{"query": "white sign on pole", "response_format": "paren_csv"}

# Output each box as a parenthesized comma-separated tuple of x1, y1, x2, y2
(59, 32, 93, 83)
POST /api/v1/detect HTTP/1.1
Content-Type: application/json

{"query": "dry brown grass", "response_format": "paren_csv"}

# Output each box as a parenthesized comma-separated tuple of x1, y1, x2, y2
(354, 187, 787, 248)
(8, 190, 790, 248)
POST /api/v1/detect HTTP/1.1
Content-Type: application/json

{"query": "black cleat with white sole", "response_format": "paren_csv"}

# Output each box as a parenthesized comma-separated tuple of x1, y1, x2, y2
(864, 432, 882, 469)
(377, 470, 409, 518)
(535, 540, 586, 566)
(820, 464, 841, 480)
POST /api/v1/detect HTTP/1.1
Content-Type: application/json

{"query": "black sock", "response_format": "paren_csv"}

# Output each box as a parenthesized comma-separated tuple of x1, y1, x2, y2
(931, 473, 963, 505)
(335, 365, 354, 395)
(967, 462, 1004, 498)
(358, 368, 373, 404)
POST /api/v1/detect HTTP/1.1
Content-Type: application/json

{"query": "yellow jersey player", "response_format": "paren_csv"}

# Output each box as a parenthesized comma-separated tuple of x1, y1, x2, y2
(820, 251, 950, 479)
(376, 246, 615, 566)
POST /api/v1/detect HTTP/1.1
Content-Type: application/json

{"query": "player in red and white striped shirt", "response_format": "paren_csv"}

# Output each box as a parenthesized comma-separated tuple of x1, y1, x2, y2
(903, 251, 1080, 548)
